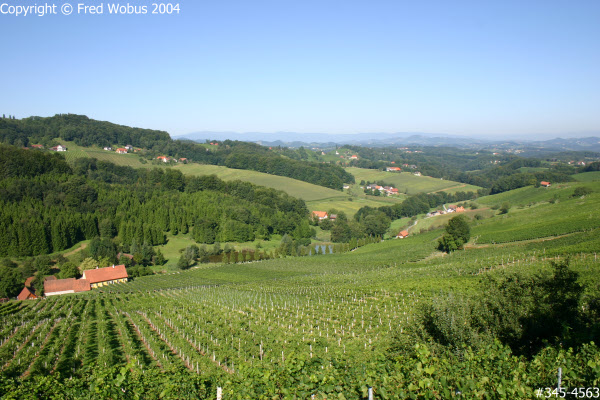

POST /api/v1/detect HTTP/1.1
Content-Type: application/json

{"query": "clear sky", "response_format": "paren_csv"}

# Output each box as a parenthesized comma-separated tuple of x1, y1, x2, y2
(1, 0, 599, 138)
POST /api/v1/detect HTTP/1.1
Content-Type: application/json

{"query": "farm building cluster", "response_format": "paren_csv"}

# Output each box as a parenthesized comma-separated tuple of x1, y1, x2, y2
(311, 211, 338, 221)
(363, 184, 400, 196)
(426, 204, 466, 218)
(16, 265, 129, 300)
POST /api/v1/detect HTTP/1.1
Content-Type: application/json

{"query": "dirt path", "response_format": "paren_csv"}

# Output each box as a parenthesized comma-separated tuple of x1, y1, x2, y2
(62, 242, 88, 257)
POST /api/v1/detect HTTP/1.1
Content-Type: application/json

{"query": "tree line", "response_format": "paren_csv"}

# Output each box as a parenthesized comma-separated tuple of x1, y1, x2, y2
(0, 144, 312, 258)
(0, 114, 354, 190)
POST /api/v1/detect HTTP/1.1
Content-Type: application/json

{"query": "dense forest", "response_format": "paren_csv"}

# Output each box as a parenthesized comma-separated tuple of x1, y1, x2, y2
(0, 114, 353, 189)
(0, 144, 312, 258)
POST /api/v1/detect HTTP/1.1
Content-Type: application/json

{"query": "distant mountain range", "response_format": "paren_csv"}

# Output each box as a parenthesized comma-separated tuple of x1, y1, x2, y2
(174, 131, 600, 152)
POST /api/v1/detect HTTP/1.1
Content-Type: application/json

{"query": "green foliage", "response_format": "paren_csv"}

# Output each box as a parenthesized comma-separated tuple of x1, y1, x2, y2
(438, 215, 470, 253)
(573, 186, 593, 197)
(0, 267, 22, 298)
(499, 201, 511, 214)
(59, 262, 80, 279)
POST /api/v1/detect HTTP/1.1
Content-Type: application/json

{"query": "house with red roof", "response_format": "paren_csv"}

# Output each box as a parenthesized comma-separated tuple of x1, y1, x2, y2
(311, 211, 329, 221)
(386, 167, 402, 172)
(396, 230, 409, 239)
(540, 181, 551, 187)
(157, 156, 170, 163)
(17, 287, 38, 301)
(31, 144, 44, 149)
(116, 148, 128, 154)
(44, 278, 91, 297)
(50, 145, 67, 152)
(82, 265, 128, 289)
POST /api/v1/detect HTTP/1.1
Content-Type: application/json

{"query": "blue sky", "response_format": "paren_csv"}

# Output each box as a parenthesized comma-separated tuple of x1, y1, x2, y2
(1, 0, 599, 138)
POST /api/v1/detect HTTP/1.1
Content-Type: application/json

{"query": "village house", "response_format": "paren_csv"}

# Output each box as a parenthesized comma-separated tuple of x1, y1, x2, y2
(116, 148, 128, 154)
(44, 278, 91, 297)
(540, 181, 551, 187)
(329, 214, 337, 221)
(157, 156, 170, 163)
(349, 155, 359, 160)
(413, 172, 422, 176)
(50, 145, 67, 152)
(125, 145, 134, 151)
(103, 146, 112, 151)
(386, 167, 402, 172)
(396, 230, 409, 239)
(30, 144, 43, 149)
(17, 287, 38, 301)
(179, 158, 188, 163)
(82, 265, 129, 289)
(312, 211, 329, 221)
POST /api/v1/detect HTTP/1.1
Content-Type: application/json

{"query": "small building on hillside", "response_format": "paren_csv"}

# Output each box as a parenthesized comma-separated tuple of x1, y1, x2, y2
(51, 145, 67, 152)
(157, 156, 170, 163)
(116, 148, 128, 154)
(386, 167, 402, 172)
(125, 145, 134, 151)
(396, 230, 409, 239)
(82, 265, 128, 289)
(103, 146, 112, 151)
(45, 278, 91, 297)
(17, 287, 38, 301)
(312, 211, 329, 221)
(31, 144, 44, 149)
(179, 158, 188, 163)
(540, 181, 551, 187)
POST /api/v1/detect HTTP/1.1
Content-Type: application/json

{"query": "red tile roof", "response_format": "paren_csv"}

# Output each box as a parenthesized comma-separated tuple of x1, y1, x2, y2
(397, 230, 409, 238)
(82, 265, 128, 284)
(540, 181, 551, 186)
(44, 278, 91, 294)
(312, 211, 328, 219)
(17, 287, 37, 300)
(74, 279, 91, 292)
(25, 276, 36, 288)
(45, 278, 78, 294)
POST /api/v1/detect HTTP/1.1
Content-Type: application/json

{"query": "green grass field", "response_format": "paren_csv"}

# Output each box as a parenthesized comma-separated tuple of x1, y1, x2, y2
(346, 167, 482, 194)
(574, 171, 600, 182)
(173, 163, 346, 202)
(60, 142, 149, 168)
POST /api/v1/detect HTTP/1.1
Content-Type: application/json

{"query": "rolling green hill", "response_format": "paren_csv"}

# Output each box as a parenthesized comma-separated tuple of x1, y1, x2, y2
(56, 143, 405, 216)
(346, 167, 482, 194)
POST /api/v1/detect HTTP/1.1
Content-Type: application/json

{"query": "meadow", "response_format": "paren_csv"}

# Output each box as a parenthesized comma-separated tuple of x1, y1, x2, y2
(346, 167, 482, 195)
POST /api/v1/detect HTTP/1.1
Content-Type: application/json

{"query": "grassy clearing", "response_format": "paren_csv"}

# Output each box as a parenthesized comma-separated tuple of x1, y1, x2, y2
(59, 142, 149, 168)
(346, 167, 481, 194)
(306, 196, 397, 216)
(174, 163, 347, 202)
(573, 171, 600, 182)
